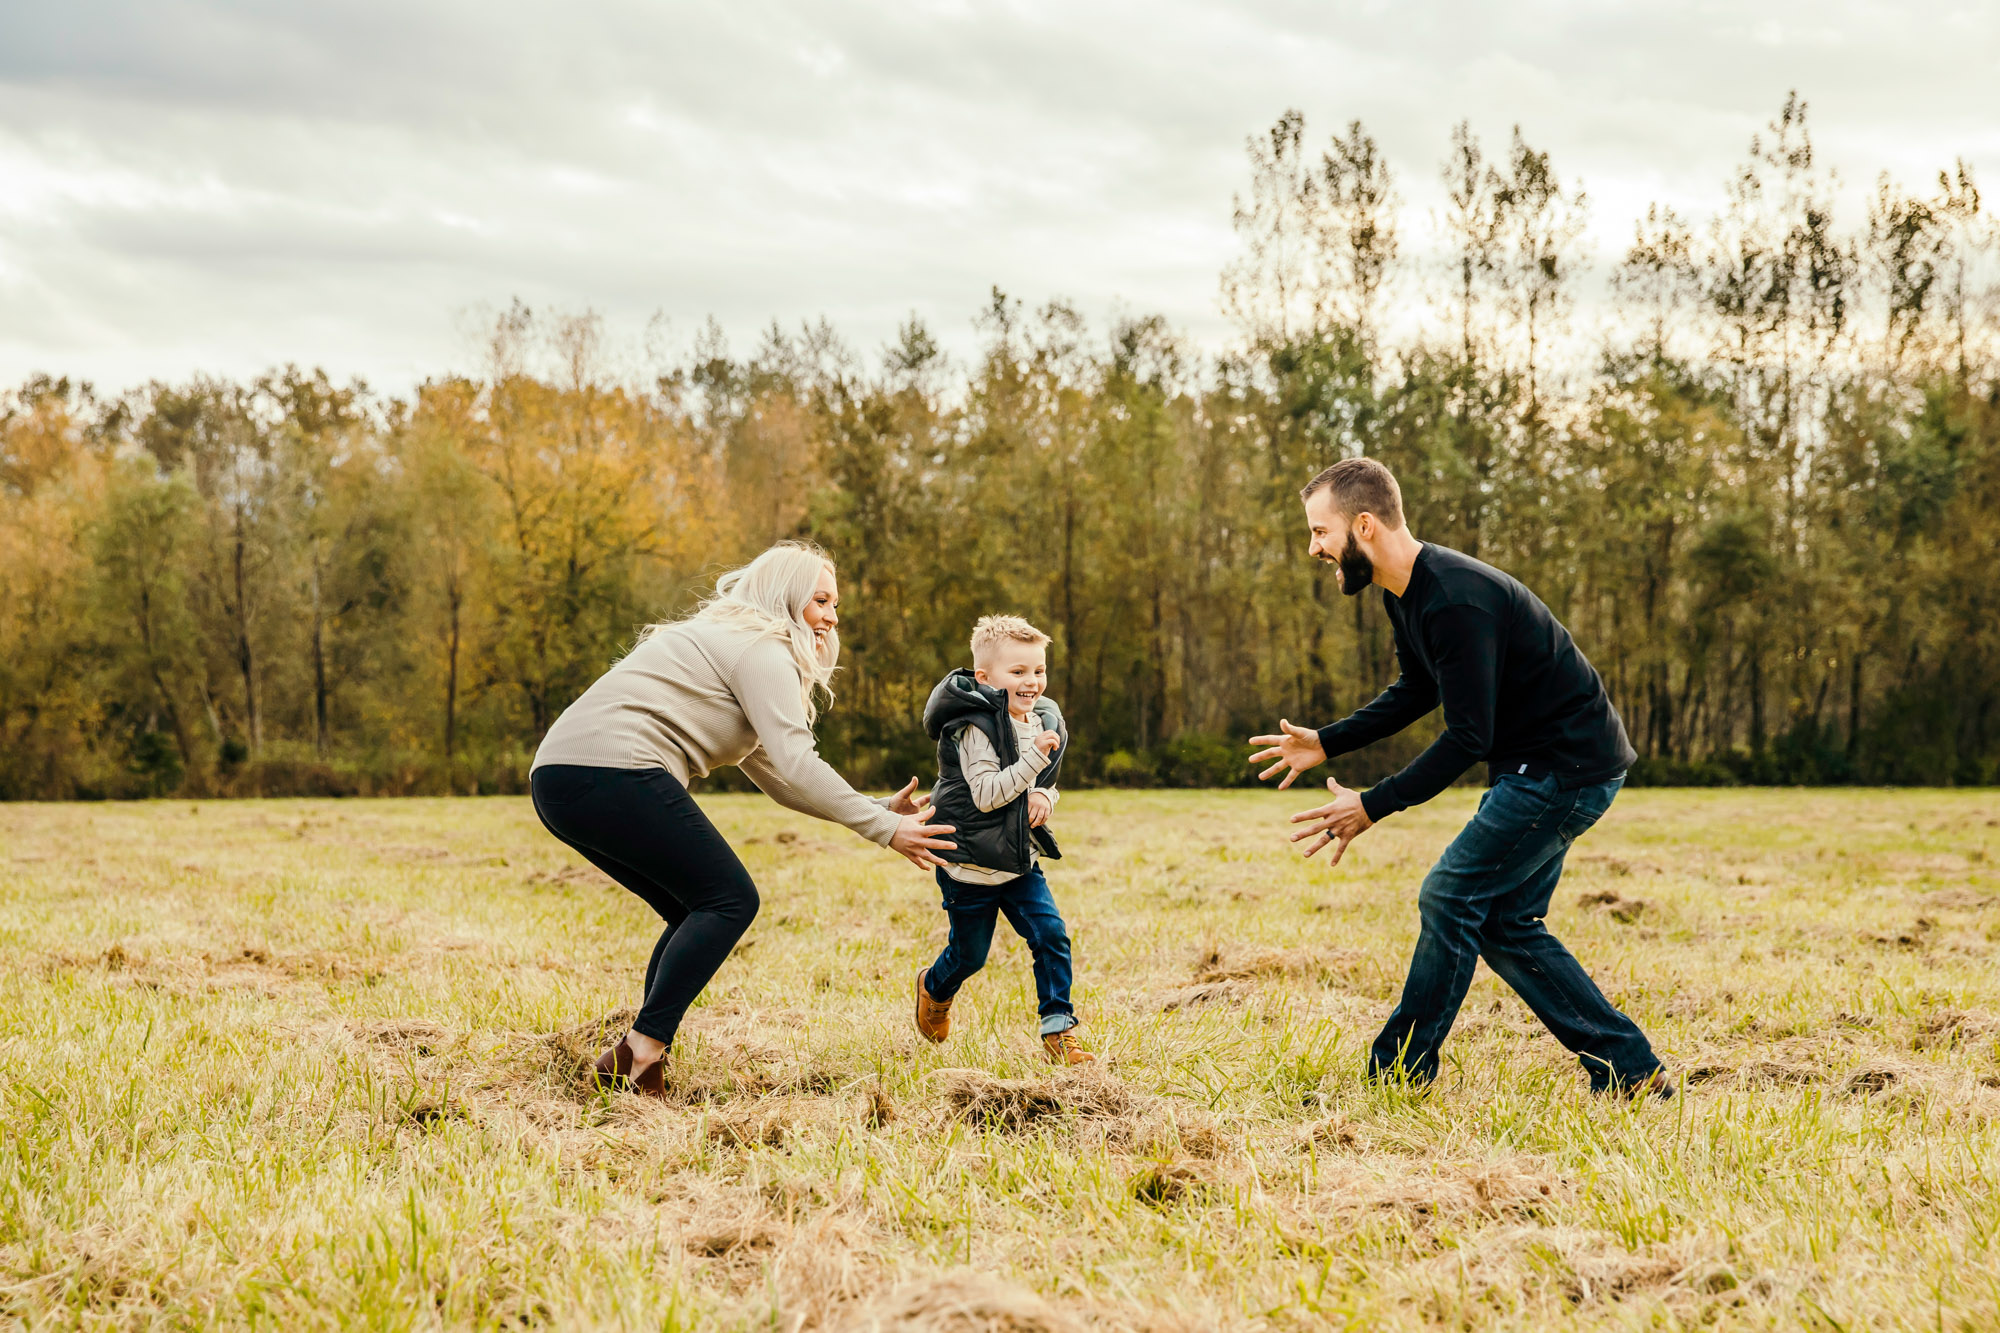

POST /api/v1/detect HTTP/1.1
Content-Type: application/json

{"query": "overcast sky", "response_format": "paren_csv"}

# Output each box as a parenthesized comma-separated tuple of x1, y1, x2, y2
(1, 1, 1995, 394)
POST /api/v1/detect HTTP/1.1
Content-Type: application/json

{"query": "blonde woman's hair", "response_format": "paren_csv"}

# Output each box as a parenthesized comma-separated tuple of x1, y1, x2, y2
(970, 614, 1050, 669)
(642, 541, 838, 722)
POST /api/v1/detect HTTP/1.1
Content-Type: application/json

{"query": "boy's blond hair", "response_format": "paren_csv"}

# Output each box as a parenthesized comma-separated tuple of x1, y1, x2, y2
(970, 614, 1051, 669)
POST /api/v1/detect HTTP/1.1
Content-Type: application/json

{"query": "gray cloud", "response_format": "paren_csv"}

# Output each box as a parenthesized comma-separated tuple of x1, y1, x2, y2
(1, 0, 1994, 392)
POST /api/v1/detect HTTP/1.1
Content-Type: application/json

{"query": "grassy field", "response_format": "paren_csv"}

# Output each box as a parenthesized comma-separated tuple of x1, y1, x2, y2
(2, 788, 1998, 1330)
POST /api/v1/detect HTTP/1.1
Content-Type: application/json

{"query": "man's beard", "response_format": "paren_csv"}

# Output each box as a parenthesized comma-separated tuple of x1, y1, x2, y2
(1332, 533, 1373, 597)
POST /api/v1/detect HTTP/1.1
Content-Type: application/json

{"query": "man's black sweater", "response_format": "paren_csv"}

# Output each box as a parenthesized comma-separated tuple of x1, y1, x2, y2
(1319, 544, 1636, 823)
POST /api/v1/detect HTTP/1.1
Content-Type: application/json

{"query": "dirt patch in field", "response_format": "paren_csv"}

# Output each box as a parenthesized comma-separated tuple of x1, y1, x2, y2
(684, 1218, 782, 1258)
(1681, 1053, 1932, 1097)
(39, 942, 385, 994)
(1577, 1231, 1687, 1298)
(1839, 1066, 1903, 1095)
(522, 863, 617, 889)
(349, 1017, 454, 1053)
(39, 944, 143, 978)
(217, 946, 384, 985)
(1146, 1110, 1232, 1161)
(1398, 1223, 1706, 1313)
(704, 1101, 802, 1149)
(532, 1010, 849, 1106)
(1669, 1018, 1998, 1098)
(1452, 998, 1546, 1040)
(1189, 944, 1362, 985)
(1318, 1157, 1569, 1223)
(639, 1181, 883, 1321)
(1552, 1245, 1713, 1308)
(1297, 1115, 1366, 1152)
(1154, 943, 1372, 1010)
(1867, 917, 1939, 948)
(1685, 1058, 1822, 1087)
(1157, 980, 1248, 1011)
(1913, 1009, 2000, 1050)
(651, 1181, 800, 1260)
(1129, 1161, 1221, 1210)
(930, 1067, 1138, 1131)
(928, 1067, 1236, 1167)
(836, 1271, 1082, 1333)
(1577, 890, 1648, 922)
(396, 1096, 469, 1130)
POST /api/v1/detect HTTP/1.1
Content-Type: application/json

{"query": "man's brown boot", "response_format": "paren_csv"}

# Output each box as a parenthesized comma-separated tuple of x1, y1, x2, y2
(1042, 1027, 1095, 1066)
(914, 968, 953, 1043)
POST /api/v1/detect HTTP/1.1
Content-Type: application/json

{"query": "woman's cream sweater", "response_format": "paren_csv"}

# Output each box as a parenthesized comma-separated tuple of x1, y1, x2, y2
(531, 619, 902, 845)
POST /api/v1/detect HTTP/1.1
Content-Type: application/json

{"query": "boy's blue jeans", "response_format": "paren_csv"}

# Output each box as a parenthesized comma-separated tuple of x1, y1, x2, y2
(926, 866, 1077, 1035)
(1369, 772, 1661, 1092)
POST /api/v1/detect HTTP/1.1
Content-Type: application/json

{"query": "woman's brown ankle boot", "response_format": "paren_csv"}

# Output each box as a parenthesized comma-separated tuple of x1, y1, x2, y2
(594, 1036, 668, 1098)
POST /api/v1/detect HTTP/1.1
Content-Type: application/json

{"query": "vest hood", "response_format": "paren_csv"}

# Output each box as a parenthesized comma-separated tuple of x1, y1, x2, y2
(923, 668, 1001, 740)
(923, 667, 1067, 740)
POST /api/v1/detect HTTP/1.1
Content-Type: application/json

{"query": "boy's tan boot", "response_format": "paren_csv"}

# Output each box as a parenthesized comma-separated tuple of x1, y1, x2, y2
(914, 968, 953, 1043)
(1042, 1027, 1095, 1066)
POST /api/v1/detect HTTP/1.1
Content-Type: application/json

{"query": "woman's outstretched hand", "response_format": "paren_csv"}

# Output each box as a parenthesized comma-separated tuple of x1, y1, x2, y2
(891, 815, 957, 869)
(883, 776, 933, 817)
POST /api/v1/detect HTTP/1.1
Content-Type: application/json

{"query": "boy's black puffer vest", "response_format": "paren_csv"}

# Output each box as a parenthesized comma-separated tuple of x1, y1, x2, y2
(923, 668, 1067, 878)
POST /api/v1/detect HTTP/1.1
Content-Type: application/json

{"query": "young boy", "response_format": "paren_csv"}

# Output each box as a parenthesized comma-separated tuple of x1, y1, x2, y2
(913, 615, 1093, 1065)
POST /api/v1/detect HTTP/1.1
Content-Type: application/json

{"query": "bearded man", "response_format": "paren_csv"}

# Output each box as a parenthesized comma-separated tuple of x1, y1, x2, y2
(1250, 457, 1669, 1097)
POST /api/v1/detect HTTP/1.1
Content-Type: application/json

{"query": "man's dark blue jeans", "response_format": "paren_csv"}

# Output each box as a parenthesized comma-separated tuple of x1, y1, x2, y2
(1369, 771, 1660, 1092)
(926, 866, 1077, 1035)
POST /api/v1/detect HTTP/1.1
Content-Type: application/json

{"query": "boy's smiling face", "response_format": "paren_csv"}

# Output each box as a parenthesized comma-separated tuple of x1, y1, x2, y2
(975, 639, 1047, 719)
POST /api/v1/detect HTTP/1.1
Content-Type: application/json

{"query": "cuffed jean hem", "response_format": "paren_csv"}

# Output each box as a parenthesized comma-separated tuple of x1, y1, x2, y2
(1038, 1012, 1078, 1036)
(929, 866, 1077, 1025)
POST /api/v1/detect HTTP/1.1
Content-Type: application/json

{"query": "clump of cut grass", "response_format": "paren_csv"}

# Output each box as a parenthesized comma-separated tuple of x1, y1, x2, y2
(930, 1066, 1139, 1131)
(837, 1270, 1079, 1333)
(1577, 888, 1648, 922)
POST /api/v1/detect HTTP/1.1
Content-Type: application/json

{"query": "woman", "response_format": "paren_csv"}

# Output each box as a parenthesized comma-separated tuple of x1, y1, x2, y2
(530, 541, 956, 1096)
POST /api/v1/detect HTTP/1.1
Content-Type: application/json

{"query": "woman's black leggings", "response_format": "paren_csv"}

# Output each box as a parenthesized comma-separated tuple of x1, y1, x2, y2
(530, 764, 759, 1046)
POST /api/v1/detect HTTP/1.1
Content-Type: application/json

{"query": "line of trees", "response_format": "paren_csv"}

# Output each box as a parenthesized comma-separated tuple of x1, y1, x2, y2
(3, 94, 1997, 799)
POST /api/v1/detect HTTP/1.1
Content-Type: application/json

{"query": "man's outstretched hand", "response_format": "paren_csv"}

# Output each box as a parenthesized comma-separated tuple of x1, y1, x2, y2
(1289, 776, 1374, 865)
(1248, 718, 1327, 789)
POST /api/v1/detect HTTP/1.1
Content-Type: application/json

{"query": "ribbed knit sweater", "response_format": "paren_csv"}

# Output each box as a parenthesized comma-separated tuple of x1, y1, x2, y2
(531, 619, 902, 845)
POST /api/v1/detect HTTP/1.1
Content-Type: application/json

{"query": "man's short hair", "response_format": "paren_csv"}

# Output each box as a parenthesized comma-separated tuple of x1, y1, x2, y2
(971, 614, 1050, 667)
(1300, 457, 1405, 529)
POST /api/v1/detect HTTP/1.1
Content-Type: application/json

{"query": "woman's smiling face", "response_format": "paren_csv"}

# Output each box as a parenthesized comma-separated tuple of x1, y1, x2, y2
(801, 564, 839, 649)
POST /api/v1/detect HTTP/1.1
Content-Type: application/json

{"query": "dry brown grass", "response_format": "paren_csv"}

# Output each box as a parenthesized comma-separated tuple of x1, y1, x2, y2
(1, 788, 1998, 1328)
